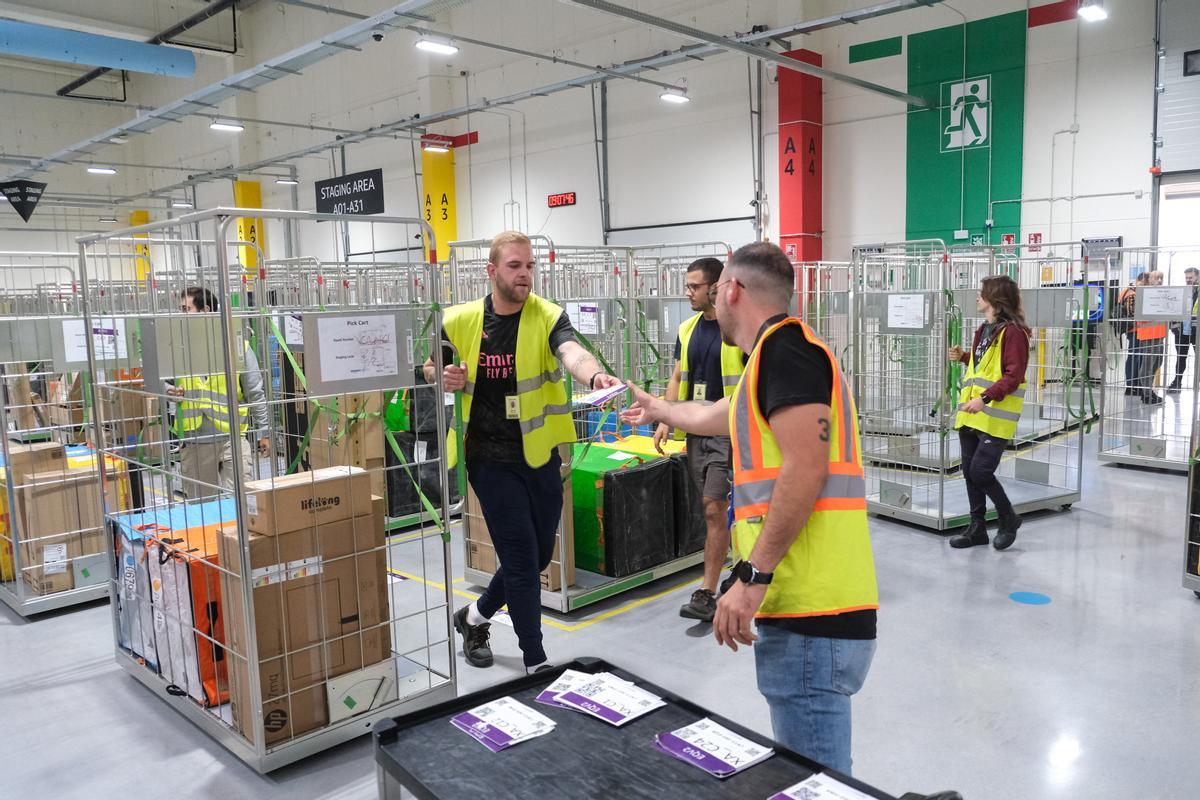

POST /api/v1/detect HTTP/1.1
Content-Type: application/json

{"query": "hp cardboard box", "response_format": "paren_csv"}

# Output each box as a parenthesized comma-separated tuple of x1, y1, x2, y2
(220, 507, 389, 744)
(243, 466, 372, 537)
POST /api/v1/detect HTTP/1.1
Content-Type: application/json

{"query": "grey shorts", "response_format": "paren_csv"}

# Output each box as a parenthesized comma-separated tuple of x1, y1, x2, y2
(685, 434, 732, 502)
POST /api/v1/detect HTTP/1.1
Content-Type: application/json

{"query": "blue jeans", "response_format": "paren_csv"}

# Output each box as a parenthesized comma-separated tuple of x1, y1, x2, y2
(754, 626, 877, 775)
(468, 453, 563, 666)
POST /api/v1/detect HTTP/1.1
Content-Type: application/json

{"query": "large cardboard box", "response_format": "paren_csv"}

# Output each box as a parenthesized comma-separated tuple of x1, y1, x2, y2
(20, 528, 105, 596)
(243, 466, 372, 537)
(463, 445, 575, 591)
(307, 393, 386, 463)
(220, 511, 389, 744)
(5, 442, 65, 485)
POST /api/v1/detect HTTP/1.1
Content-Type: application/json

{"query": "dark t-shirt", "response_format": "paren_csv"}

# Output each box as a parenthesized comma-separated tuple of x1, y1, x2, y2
(673, 315, 728, 403)
(442, 295, 577, 464)
(750, 315, 877, 641)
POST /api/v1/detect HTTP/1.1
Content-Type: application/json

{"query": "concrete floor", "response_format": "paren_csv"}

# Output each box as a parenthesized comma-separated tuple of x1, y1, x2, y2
(2, 429, 1196, 800)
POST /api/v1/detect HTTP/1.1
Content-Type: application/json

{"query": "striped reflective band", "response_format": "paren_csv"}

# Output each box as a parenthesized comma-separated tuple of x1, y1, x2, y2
(679, 370, 690, 382)
(722, 374, 741, 387)
(961, 376, 1026, 398)
(835, 372, 855, 462)
(463, 380, 475, 397)
(515, 368, 563, 394)
(518, 402, 572, 435)
(979, 404, 1021, 422)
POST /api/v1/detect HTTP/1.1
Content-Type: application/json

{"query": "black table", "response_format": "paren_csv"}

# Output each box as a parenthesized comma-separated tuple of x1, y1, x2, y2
(374, 657, 898, 800)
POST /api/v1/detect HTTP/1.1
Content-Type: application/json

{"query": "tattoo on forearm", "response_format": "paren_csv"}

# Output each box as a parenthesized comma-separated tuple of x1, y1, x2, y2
(817, 418, 830, 441)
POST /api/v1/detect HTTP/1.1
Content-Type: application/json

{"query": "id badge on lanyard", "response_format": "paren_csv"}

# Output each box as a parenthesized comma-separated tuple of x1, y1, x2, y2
(505, 394, 520, 420)
(692, 382, 707, 401)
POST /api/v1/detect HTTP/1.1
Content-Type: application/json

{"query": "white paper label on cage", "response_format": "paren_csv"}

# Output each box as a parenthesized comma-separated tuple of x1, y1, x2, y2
(607, 451, 635, 461)
(281, 314, 304, 345)
(246, 493, 259, 516)
(566, 302, 601, 335)
(317, 315, 399, 381)
(415, 439, 428, 462)
(886, 294, 925, 329)
(42, 544, 68, 575)
(63, 317, 128, 362)
(406, 335, 414, 367)
(1140, 286, 1189, 317)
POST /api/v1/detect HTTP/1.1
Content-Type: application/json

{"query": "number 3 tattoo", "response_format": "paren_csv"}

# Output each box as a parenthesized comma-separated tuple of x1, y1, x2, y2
(817, 417, 830, 441)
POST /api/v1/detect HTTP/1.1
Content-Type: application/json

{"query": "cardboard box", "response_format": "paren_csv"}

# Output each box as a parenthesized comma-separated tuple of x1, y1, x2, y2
(244, 466, 372, 537)
(7, 372, 41, 432)
(4, 442, 65, 485)
(20, 528, 105, 596)
(464, 445, 575, 591)
(220, 511, 389, 744)
(48, 404, 85, 429)
(307, 392, 386, 463)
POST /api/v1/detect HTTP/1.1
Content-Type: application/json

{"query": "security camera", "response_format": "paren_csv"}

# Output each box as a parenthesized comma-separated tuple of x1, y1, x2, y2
(372, 32, 384, 42)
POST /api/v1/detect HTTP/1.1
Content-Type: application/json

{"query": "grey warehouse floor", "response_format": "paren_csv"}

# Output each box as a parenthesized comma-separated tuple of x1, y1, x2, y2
(2, 429, 1195, 800)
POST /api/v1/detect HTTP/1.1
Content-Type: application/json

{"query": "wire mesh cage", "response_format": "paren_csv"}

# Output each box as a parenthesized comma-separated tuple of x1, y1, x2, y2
(852, 240, 1085, 530)
(78, 208, 456, 772)
(794, 261, 853, 375)
(1097, 246, 1199, 471)
(0, 251, 136, 616)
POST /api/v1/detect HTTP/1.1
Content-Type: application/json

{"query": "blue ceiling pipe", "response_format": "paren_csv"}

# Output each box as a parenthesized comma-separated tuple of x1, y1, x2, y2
(0, 18, 196, 77)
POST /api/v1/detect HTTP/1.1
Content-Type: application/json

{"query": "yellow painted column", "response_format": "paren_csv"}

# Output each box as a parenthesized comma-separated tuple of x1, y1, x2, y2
(130, 209, 150, 281)
(233, 180, 266, 274)
(421, 148, 457, 262)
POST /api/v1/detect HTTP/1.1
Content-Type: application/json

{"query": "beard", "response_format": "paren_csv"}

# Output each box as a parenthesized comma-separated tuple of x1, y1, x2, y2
(719, 316, 736, 346)
(494, 276, 530, 304)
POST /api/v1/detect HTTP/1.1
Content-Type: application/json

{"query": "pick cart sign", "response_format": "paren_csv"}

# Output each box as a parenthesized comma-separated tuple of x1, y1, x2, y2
(1, 180, 47, 222)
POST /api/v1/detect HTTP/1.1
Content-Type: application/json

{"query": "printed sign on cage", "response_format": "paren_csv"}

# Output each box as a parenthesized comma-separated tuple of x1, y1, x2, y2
(941, 75, 991, 152)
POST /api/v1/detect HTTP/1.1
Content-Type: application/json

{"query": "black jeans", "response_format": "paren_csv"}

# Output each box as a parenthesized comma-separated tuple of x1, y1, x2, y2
(468, 452, 563, 666)
(959, 427, 1014, 523)
(1174, 329, 1196, 383)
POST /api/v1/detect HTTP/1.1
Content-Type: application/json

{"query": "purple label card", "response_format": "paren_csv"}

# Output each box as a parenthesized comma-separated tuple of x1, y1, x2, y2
(451, 717, 508, 753)
(451, 711, 516, 748)
(656, 731, 738, 777)
(556, 691, 628, 725)
(535, 668, 589, 709)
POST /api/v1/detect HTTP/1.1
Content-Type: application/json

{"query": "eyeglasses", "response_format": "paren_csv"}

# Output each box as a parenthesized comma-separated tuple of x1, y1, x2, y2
(709, 277, 740, 298)
(684, 282, 711, 294)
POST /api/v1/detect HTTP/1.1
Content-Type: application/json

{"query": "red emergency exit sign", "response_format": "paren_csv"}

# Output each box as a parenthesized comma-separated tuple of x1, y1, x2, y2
(547, 191, 576, 208)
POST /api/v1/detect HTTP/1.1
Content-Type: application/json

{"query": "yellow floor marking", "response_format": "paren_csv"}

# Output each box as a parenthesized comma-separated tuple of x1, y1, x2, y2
(386, 568, 697, 633)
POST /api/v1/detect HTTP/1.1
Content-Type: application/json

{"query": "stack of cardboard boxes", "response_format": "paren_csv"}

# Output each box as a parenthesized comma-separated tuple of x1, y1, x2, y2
(219, 466, 394, 744)
(463, 444, 576, 591)
(302, 391, 388, 501)
(0, 441, 125, 595)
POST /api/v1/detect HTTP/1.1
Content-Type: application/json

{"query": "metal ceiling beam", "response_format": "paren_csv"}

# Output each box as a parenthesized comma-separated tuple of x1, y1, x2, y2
(559, 0, 935, 108)
(0, 0, 447, 183)
(117, 0, 941, 202)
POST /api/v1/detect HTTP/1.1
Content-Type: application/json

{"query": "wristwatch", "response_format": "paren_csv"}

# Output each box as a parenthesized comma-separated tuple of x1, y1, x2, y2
(732, 559, 773, 585)
(981, 395, 993, 405)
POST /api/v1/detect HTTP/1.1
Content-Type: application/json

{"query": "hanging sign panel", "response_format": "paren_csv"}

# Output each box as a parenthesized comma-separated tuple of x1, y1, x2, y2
(1, 179, 47, 223)
(315, 168, 385, 215)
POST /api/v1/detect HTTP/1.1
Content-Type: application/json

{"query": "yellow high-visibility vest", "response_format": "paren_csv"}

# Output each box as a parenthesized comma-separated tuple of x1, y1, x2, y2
(728, 317, 878, 619)
(443, 293, 575, 468)
(955, 326, 1026, 440)
(174, 372, 247, 435)
(674, 312, 744, 440)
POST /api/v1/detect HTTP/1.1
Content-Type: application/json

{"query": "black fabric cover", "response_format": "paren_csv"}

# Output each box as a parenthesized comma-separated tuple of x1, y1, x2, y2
(671, 453, 707, 558)
(602, 458, 675, 577)
(385, 431, 460, 519)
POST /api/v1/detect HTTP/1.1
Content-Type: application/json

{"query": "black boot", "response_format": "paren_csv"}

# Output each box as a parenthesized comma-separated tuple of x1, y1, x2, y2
(1167, 378, 1182, 393)
(994, 511, 1022, 550)
(949, 519, 989, 549)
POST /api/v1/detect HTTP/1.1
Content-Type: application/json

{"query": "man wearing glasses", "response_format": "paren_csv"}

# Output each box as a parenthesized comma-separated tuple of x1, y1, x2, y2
(654, 257, 746, 622)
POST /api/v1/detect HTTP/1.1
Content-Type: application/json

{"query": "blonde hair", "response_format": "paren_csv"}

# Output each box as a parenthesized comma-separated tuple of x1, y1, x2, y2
(489, 231, 532, 265)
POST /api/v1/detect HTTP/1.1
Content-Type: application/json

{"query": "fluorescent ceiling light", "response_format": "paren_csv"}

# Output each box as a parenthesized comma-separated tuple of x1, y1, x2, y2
(1078, 0, 1107, 21)
(415, 36, 458, 56)
(99, 215, 118, 222)
(660, 89, 690, 104)
(275, 178, 300, 186)
(423, 144, 450, 153)
(209, 119, 245, 132)
(171, 200, 193, 209)
(109, 135, 128, 144)
(87, 166, 117, 175)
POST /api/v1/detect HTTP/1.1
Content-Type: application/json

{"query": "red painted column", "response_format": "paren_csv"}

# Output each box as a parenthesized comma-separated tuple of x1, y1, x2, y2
(777, 49, 822, 263)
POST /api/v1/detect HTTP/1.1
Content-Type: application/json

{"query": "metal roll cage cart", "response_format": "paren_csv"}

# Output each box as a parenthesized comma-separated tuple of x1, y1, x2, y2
(1183, 349, 1200, 598)
(78, 208, 456, 772)
(852, 240, 1085, 531)
(1097, 246, 1198, 471)
(447, 237, 731, 612)
(0, 251, 132, 616)
(793, 261, 853, 374)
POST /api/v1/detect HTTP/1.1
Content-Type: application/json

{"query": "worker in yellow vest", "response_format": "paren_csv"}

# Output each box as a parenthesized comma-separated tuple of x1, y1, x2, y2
(653, 256, 746, 622)
(424, 231, 621, 674)
(1133, 270, 1168, 404)
(946, 275, 1030, 550)
(167, 287, 270, 499)
(622, 242, 877, 775)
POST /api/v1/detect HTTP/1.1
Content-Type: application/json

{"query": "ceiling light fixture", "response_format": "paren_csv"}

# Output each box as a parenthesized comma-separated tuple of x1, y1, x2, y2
(109, 135, 128, 144)
(1077, 0, 1108, 21)
(209, 119, 245, 132)
(423, 144, 450, 153)
(87, 166, 117, 175)
(660, 88, 690, 104)
(275, 178, 300, 186)
(99, 215, 118, 222)
(414, 35, 459, 56)
(171, 200, 193, 209)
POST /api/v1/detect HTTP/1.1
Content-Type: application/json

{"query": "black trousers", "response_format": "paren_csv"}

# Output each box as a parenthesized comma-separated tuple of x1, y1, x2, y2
(1174, 329, 1197, 382)
(959, 427, 1014, 523)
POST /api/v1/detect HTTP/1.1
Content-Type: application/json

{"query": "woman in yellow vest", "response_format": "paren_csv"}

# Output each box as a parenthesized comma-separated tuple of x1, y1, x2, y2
(423, 231, 620, 675)
(947, 275, 1030, 550)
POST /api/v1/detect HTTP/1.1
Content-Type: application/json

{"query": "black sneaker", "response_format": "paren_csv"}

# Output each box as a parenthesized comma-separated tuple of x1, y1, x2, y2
(1167, 380, 1182, 394)
(1143, 392, 1164, 405)
(680, 588, 717, 621)
(530, 663, 556, 675)
(453, 606, 493, 668)
(993, 512, 1022, 551)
